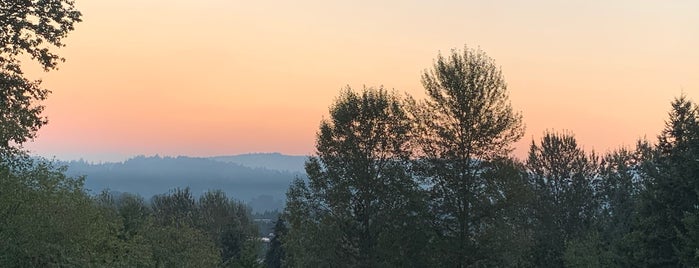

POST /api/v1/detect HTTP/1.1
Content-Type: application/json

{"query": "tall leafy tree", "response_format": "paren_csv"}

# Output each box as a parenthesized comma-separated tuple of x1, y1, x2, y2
(414, 46, 524, 267)
(0, 0, 81, 154)
(284, 87, 432, 267)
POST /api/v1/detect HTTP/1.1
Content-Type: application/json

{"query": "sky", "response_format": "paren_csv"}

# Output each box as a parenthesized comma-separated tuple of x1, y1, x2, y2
(22, 0, 699, 162)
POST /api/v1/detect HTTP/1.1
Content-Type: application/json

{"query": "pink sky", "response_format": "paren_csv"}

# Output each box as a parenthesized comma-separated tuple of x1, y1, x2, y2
(22, 0, 699, 162)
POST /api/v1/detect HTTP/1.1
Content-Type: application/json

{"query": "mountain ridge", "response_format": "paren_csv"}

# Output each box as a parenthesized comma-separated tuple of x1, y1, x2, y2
(61, 153, 308, 212)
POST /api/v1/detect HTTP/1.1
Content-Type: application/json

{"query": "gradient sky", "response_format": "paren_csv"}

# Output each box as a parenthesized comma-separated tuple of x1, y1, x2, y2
(22, 0, 699, 162)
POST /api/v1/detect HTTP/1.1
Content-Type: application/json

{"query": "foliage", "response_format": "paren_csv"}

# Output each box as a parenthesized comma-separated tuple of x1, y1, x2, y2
(0, 0, 81, 154)
(413, 46, 525, 267)
(284, 87, 433, 267)
(0, 157, 112, 267)
(197, 190, 258, 264)
(526, 131, 599, 267)
(231, 239, 264, 268)
(265, 218, 287, 268)
(3, 29, 699, 267)
(0, 2, 269, 267)
(632, 95, 699, 267)
(0, 160, 260, 268)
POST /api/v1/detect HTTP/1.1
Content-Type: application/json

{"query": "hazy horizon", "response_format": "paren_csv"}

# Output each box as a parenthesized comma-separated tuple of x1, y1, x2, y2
(34, 151, 310, 164)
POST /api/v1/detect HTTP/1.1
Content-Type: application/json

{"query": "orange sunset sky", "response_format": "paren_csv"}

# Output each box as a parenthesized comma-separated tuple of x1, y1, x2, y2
(22, 0, 699, 162)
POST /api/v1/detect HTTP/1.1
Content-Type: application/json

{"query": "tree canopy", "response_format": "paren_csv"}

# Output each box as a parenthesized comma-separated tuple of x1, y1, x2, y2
(0, 0, 81, 154)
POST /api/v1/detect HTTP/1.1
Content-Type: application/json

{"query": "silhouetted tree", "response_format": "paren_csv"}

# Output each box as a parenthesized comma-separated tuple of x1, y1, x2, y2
(265, 218, 287, 268)
(413, 46, 525, 267)
(284, 87, 433, 267)
(0, 0, 81, 155)
(632, 95, 699, 267)
(593, 143, 650, 266)
(526, 131, 599, 267)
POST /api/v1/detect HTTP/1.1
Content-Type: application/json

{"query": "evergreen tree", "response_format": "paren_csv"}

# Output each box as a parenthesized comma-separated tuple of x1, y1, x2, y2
(633, 95, 699, 267)
(265, 218, 287, 268)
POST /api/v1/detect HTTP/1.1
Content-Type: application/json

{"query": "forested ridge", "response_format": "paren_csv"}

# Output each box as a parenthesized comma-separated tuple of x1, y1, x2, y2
(2, 1, 699, 267)
(63, 155, 301, 213)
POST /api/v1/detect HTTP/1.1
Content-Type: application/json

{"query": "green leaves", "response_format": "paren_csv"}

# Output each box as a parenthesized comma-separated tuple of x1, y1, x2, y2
(0, 154, 261, 267)
(0, 158, 110, 267)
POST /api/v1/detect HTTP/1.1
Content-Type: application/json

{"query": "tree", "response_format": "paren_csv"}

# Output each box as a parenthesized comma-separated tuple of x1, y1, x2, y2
(265, 218, 287, 268)
(284, 87, 432, 267)
(93, 191, 156, 267)
(526, 131, 599, 267)
(594, 143, 649, 266)
(633, 95, 699, 267)
(151, 187, 197, 228)
(232, 239, 264, 268)
(0, 158, 117, 267)
(147, 225, 220, 267)
(0, 0, 81, 154)
(476, 157, 536, 267)
(197, 190, 257, 264)
(413, 46, 524, 267)
(148, 188, 222, 267)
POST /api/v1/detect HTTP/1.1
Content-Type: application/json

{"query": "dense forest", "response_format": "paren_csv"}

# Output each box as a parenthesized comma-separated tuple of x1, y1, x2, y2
(2, 1, 699, 267)
(269, 48, 699, 267)
(273, 48, 699, 267)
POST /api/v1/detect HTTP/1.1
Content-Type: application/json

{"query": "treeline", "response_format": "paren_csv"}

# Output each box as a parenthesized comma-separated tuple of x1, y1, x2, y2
(0, 154, 262, 267)
(2, 2, 698, 266)
(272, 48, 699, 267)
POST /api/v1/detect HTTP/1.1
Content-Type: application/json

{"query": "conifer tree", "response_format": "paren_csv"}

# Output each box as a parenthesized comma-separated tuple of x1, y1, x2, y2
(634, 96, 699, 267)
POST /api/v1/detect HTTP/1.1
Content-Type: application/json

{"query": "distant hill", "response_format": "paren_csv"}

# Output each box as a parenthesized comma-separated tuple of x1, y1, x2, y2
(209, 153, 307, 173)
(63, 154, 308, 212)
